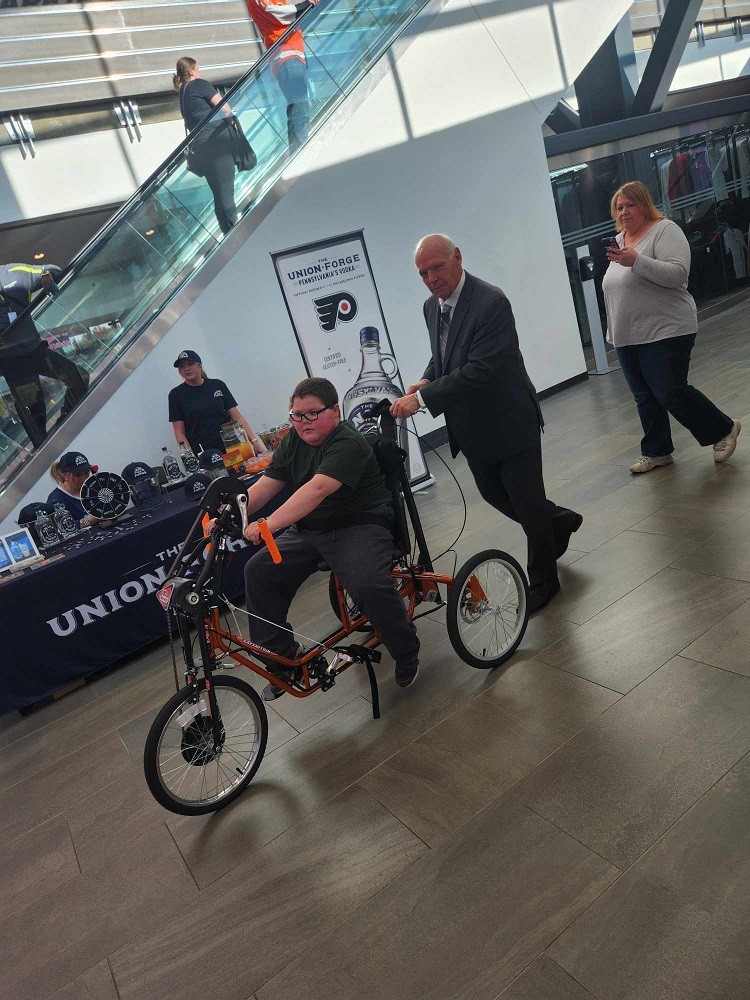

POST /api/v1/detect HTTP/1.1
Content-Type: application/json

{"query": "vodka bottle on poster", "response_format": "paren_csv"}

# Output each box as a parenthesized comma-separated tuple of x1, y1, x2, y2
(35, 508, 59, 547)
(53, 502, 77, 540)
(342, 327, 409, 458)
(180, 443, 199, 475)
(161, 446, 182, 483)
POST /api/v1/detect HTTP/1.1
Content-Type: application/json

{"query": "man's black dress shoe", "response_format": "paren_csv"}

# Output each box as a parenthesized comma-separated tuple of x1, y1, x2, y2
(528, 579, 561, 615)
(555, 512, 583, 559)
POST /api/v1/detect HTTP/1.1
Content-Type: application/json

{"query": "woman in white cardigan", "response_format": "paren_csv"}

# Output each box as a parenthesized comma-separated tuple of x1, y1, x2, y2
(602, 180, 740, 474)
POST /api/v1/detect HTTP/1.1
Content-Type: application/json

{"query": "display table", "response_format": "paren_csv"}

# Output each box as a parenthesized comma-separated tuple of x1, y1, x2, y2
(0, 481, 286, 714)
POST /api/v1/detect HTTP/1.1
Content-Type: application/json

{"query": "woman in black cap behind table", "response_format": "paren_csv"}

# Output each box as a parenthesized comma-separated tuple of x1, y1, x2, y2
(168, 350, 267, 457)
(48, 451, 102, 529)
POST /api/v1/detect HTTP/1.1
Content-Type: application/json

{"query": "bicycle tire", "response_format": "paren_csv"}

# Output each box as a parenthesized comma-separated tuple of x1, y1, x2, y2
(447, 548, 528, 669)
(144, 674, 268, 815)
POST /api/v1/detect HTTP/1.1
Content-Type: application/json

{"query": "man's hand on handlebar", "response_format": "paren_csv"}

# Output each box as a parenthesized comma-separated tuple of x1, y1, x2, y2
(391, 394, 421, 419)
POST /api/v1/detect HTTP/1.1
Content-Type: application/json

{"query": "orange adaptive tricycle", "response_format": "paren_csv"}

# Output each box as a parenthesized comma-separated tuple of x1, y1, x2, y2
(144, 402, 529, 815)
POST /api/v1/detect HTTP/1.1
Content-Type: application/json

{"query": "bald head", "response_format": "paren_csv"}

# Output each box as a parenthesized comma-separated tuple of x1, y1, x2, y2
(414, 233, 463, 300)
(414, 233, 457, 260)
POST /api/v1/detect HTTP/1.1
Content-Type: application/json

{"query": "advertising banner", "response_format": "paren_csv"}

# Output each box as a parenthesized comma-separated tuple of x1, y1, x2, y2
(271, 230, 431, 487)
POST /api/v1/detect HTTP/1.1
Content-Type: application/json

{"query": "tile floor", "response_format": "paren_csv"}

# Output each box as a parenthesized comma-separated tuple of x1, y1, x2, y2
(2, 301, 750, 1000)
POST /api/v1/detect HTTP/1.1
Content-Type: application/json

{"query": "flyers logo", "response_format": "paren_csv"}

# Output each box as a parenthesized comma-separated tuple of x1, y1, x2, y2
(313, 292, 357, 332)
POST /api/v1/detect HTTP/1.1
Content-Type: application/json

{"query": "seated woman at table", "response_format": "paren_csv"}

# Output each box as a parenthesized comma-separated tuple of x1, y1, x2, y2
(48, 451, 101, 530)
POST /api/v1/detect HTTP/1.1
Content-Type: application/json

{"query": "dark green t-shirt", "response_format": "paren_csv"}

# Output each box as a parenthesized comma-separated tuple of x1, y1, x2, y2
(265, 420, 390, 525)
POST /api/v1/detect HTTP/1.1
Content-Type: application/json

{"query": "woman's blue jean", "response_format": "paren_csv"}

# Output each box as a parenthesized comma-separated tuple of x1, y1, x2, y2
(617, 333, 732, 457)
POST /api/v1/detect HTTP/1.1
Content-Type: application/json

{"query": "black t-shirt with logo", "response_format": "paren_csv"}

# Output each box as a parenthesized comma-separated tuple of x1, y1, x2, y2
(168, 378, 237, 454)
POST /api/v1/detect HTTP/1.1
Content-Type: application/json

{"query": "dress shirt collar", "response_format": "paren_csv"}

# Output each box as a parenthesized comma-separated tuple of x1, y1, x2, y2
(440, 269, 466, 312)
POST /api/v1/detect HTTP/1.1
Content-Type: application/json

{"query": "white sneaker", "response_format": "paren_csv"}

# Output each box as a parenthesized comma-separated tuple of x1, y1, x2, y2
(713, 420, 741, 463)
(629, 454, 674, 474)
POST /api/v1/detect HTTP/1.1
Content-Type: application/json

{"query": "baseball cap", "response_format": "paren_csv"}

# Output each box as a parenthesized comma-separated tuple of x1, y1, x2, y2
(58, 451, 92, 474)
(184, 472, 212, 499)
(199, 448, 224, 471)
(121, 462, 157, 485)
(18, 502, 54, 525)
(173, 350, 201, 368)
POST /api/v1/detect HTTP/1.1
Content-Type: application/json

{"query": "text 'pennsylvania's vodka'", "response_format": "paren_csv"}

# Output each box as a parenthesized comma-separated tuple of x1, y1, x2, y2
(342, 327, 409, 457)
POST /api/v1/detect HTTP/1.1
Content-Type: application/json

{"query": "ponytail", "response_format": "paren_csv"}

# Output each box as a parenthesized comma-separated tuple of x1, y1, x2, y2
(50, 461, 64, 485)
(173, 56, 197, 92)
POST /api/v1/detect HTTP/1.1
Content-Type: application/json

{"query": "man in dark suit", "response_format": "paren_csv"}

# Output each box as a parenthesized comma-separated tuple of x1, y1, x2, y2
(391, 234, 582, 613)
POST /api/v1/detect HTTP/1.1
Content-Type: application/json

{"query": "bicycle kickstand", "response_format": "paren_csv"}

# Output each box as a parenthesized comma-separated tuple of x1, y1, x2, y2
(333, 644, 383, 719)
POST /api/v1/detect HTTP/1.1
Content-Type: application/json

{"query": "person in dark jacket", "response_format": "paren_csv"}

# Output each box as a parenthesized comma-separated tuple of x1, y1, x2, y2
(392, 234, 582, 614)
(0, 263, 89, 446)
(174, 57, 239, 235)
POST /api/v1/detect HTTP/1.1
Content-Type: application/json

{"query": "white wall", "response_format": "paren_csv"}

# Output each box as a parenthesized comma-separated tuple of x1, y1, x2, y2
(0, 118, 185, 226)
(1, 0, 631, 530)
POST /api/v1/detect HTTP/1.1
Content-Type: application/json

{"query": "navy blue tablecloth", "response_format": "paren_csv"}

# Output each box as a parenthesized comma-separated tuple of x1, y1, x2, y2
(0, 483, 285, 713)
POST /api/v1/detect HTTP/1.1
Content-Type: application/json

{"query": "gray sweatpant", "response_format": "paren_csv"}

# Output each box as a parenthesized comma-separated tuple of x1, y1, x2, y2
(243, 520, 419, 664)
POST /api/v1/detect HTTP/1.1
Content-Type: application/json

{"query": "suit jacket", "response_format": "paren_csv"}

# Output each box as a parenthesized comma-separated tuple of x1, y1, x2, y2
(420, 271, 543, 462)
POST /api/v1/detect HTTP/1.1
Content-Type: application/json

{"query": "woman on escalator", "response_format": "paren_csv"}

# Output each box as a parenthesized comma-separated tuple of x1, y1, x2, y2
(174, 57, 239, 236)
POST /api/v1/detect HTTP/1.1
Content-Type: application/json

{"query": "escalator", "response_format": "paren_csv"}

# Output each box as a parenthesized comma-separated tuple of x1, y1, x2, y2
(0, 0, 442, 518)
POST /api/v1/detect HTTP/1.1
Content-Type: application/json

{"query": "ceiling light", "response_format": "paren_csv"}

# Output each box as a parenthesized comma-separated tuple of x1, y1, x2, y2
(145, 229, 155, 236)
(34, 252, 45, 259)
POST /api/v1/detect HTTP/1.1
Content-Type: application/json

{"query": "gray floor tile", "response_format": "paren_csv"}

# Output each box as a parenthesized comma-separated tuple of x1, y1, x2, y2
(550, 530, 697, 625)
(359, 658, 619, 846)
(255, 798, 617, 1000)
(672, 510, 750, 583)
(517, 657, 750, 869)
(109, 786, 426, 1000)
(46, 960, 119, 999)
(497, 955, 597, 999)
(548, 751, 750, 1000)
(629, 499, 749, 542)
(0, 825, 196, 1000)
(3, 818, 78, 920)
(0, 733, 135, 843)
(539, 567, 750, 693)
(680, 596, 750, 676)
(0, 666, 177, 792)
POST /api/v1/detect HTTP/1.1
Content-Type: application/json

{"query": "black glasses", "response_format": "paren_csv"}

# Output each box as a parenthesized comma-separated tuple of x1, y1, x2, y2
(289, 405, 332, 423)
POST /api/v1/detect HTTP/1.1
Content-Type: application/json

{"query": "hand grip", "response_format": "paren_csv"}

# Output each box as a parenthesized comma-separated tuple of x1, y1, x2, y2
(257, 518, 282, 563)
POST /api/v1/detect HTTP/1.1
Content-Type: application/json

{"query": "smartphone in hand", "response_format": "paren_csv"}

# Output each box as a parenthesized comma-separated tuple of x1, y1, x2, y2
(601, 236, 619, 251)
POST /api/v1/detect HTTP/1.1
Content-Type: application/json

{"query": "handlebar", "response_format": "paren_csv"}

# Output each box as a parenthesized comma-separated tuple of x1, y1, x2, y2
(257, 518, 281, 563)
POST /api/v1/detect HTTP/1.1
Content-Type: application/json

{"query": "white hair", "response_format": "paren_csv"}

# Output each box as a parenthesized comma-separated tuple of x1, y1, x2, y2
(414, 233, 457, 259)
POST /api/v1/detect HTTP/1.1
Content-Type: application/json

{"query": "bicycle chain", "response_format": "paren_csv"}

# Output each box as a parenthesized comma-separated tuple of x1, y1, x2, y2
(166, 608, 180, 692)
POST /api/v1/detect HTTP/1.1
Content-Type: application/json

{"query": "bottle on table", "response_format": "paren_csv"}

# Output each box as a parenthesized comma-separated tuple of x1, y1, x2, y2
(179, 443, 199, 475)
(53, 502, 77, 540)
(35, 508, 60, 547)
(342, 326, 410, 458)
(161, 446, 182, 483)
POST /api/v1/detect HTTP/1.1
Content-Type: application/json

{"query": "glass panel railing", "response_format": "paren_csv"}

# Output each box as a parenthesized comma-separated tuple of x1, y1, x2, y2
(0, 0, 428, 492)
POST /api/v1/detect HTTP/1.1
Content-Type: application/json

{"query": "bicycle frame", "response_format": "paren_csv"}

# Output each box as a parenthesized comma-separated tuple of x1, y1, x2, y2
(178, 532, 453, 698)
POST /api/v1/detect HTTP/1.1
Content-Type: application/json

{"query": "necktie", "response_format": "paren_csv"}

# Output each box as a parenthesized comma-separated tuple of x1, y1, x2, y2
(439, 304, 451, 364)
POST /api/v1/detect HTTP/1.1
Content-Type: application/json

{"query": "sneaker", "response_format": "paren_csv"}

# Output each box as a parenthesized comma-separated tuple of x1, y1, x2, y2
(713, 420, 741, 463)
(261, 645, 301, 702)
(629, 454, 673, 475)
(394, 657, 419, 688)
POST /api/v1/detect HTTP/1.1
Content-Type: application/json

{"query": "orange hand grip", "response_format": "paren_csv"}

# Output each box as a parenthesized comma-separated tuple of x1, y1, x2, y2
(257, 518, 282, 564)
